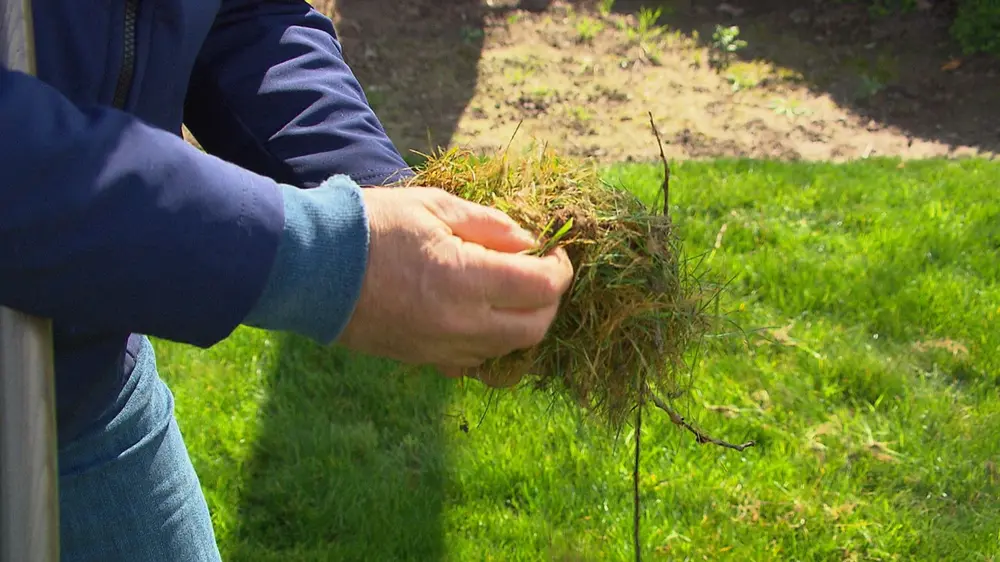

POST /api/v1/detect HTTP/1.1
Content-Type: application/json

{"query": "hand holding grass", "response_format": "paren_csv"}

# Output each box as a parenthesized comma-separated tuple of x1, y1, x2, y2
(336, 186, 574, 383)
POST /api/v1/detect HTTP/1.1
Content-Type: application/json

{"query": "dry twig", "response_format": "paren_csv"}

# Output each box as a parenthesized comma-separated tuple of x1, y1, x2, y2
(631, 117, 754, 562)
(646, 384, 756, 452)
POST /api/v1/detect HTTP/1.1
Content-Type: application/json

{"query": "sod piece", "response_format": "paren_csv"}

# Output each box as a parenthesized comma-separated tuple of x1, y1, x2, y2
(404, 139, 713, 432)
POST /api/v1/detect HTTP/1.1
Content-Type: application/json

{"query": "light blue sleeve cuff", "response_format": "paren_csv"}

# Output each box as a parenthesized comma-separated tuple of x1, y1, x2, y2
(242, 174, 370, 345)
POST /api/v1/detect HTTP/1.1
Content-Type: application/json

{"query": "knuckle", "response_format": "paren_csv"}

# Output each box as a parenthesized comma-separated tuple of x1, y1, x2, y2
(488, 207, 519, 227)
(537, 273, 565, 303)
(421, 189, 459, 217)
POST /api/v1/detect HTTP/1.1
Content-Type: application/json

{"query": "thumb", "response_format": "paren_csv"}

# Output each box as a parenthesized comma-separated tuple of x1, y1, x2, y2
(431, 194, 537, 253)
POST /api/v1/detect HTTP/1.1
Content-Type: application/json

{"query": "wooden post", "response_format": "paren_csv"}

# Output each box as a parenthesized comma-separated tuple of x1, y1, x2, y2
(0, 1, 61, 561)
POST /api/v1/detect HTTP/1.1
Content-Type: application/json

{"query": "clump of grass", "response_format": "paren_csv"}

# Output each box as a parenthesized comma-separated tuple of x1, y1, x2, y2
(403, 129, 715, 432)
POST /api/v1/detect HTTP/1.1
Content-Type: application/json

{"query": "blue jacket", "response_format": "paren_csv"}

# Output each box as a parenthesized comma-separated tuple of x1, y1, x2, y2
(0, 0, 413, 443)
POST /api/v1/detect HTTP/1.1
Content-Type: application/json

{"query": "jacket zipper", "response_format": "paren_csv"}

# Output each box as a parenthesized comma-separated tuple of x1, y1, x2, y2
(111, 0, 139, 109)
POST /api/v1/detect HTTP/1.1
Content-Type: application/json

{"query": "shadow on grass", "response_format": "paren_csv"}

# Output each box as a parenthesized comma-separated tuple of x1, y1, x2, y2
(230, 333, 453, 561)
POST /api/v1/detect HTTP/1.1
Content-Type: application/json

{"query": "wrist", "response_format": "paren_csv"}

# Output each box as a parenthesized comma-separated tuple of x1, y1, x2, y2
(243, 174, 370, 344)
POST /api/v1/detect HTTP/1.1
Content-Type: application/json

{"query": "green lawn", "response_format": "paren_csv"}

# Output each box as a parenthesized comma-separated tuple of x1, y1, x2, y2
(155, 156, 1000, 561)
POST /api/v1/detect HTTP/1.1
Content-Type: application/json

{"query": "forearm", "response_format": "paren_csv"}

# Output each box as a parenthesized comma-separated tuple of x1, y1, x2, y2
(243, 175, 370, 345)
(184, 0, 413, 189)
(0, 66, 364, 347)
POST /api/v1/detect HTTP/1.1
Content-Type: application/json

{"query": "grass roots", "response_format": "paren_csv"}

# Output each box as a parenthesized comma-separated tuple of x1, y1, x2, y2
(405, 140, 716, 431)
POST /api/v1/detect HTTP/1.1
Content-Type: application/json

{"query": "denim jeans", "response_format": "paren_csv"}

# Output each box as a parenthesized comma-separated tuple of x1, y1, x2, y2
(58, 335, 222, 562)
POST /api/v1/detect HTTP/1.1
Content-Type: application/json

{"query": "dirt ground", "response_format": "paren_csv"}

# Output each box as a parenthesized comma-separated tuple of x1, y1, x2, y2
(309, 0, 1000, 164)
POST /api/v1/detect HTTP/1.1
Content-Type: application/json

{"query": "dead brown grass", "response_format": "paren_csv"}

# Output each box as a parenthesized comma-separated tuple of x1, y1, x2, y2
(405, 133, 712, 430)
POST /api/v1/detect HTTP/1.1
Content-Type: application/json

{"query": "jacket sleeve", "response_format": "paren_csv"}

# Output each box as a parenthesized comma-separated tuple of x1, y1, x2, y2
(0, 66, 286, 348)
(183, 0, 414, 189)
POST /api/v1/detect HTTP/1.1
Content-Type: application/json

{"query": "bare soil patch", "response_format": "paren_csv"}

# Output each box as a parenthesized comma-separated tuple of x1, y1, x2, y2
(317, 0, 1000, 163)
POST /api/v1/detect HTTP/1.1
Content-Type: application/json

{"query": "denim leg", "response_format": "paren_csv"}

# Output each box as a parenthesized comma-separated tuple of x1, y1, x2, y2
(58, 336, 221, 562)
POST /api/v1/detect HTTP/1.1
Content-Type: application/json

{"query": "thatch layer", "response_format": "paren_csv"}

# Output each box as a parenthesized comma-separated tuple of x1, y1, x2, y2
(406, 145, 712, 429)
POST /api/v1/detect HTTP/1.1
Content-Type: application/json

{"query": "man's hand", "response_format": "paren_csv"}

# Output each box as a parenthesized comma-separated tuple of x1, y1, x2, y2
(336, 186, 573, 383)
